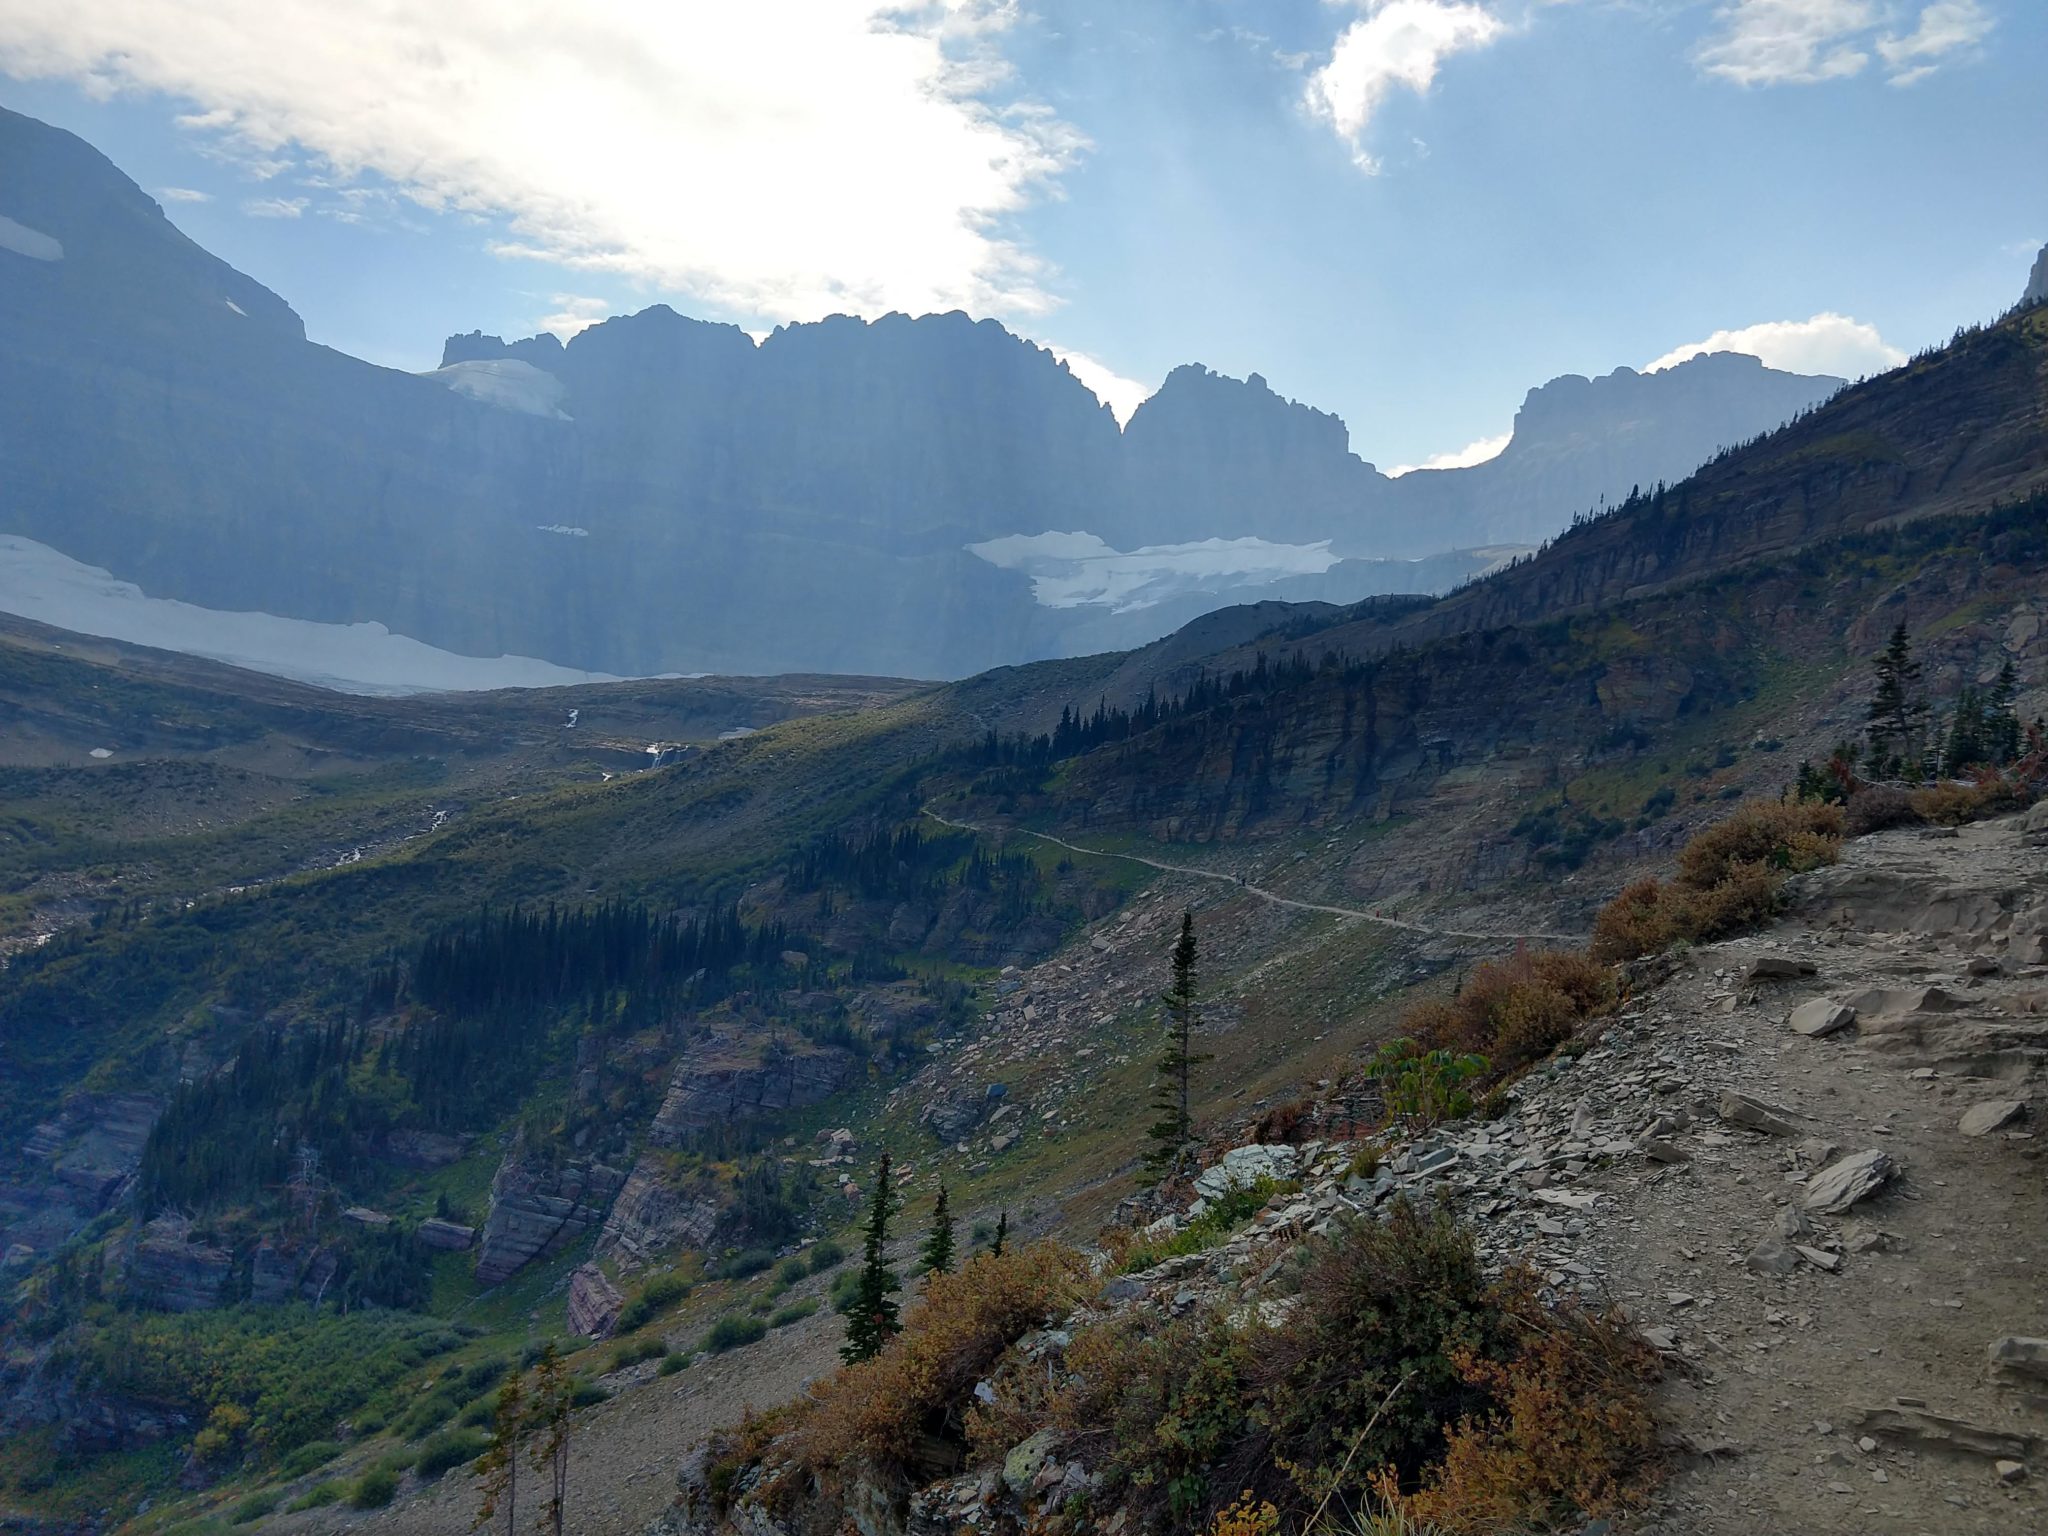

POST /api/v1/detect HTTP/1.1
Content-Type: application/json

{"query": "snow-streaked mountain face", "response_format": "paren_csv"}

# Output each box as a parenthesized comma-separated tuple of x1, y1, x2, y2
(423, 358, 570, 419)
(0, 535, 623, 695)
(0, 104, 1849, 682)
(0, 213, 63, 261)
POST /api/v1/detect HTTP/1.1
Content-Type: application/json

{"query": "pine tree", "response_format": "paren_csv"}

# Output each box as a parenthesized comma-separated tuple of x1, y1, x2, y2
(473, 1362, 526, 1533)
(990, 1210, 1008, 1258)
(1143, 911, 1211, 1183)
(841, 1151, 901, 1364)
(1866, 622, 1928, 780)
(919, 1184, 955, 1276)
(1988, 659, 2024, 764)
(528, 1342, 573, 1536)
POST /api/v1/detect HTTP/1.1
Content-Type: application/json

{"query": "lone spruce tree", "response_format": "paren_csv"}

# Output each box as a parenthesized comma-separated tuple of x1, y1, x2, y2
(1144, 910, 1210, 1183)
(473, 1361, 526, 1532)
(1866, 621, 1928, 779)
(920, 1184, 956, 1275)
(990, 1210, 1008, 1258)
(842, 1151, 901, 1364)
(528, 1342, 573, 1536)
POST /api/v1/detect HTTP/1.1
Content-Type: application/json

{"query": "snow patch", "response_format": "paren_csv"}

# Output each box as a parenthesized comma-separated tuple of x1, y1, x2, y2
(224, 299, 247, 316)
(538, 524, 590, 537)
(0, 214, 63, 262)
(0, 535, 625, 696)
(968, 531, 1341, 612)
(421, 358, 570, 419)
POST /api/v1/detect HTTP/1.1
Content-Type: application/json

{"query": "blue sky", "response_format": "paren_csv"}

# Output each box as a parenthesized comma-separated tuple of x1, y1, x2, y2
(2, 2, 2040, 470)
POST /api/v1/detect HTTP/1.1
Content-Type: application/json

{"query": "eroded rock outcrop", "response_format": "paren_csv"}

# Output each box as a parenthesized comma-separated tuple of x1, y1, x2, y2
(648, 1036, 858, 1146)
(596, 1158, 720, 1269)
(474, 1153, 626, 1286)
(122, 1214, 231, 1312)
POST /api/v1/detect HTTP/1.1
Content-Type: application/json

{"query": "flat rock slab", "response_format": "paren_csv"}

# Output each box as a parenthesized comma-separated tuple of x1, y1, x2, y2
(1745, 956, 1818, 981)
(1845, 985, 1966, 1017)
(1788, 999, 1857, 1037)
(1801, 1149, 1896, 1214)
(1718, 1090, 1801, 1136)
(1958, 1100, 2028, 1137)
(1855, 1406, 2041, 1462)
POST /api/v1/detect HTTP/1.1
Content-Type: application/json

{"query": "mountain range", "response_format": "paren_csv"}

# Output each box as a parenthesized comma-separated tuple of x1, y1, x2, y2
(0, 104, 1846, 681)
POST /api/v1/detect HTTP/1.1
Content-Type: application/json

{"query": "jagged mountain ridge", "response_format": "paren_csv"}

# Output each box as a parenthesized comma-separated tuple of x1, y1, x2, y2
(0, 104, 1839, 680)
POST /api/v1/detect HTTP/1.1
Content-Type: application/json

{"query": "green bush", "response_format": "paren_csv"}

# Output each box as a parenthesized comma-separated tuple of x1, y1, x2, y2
(776, 1256, 810, 1285)
(285, 1481, 341, 1512)
(769, 1299, 819, 1329)
(608, 1336, 667, 1372)
(717, 1248, 775, 1280)
(1118, 1179, 1288, 1272)
(807, 1239, 847, 1273)
(414, 1429, 489, 1480)
(703, 1314, 768, 1354)
(276, 1438, 340, 1478)
(828, 1267, 864, 1314)
(349, 1467, 400, 1509)
(459, 1389, 499, 1428)
(569, 1379, 610, 1409)
(659, 1352, 688, 1376)
(616, 1270, 691, 1332)
(397, 1389, 460, 1441)
(227, 1491, 280, 1524)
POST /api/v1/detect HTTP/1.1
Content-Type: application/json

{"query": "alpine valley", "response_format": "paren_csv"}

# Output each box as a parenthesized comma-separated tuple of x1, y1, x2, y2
(1, 102, 2047, 1536)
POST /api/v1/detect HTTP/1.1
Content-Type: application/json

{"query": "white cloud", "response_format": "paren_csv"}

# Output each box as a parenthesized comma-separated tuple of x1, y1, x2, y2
(1877, 0, 1993, 82)
(1695, 0, 1991, 87)
(538, 294, 613, 341)
(1643, 312, 1904, 379)
(241, 195, 307, 218)
(157, 185, 210, 202)
(0, 1, 1081, 323)
(1386, 430, 1510, 477)
(1049, 346, 1153, 426)
(1304, 1, 1504, 172)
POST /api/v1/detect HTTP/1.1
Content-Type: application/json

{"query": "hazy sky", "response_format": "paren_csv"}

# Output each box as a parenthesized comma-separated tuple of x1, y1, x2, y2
(1, 1, 2040, 469)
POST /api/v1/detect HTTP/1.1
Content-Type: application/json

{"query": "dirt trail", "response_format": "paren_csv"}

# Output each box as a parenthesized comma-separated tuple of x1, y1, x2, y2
(1593, 816, 2048, 1534)
(922, 807, 1581, 944)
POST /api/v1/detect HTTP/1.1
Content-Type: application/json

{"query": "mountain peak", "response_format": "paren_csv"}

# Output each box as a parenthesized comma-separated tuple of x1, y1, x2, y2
(2027, 242, 2048, 307)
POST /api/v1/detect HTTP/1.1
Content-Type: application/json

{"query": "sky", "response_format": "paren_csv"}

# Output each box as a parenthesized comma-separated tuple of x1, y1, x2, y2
(0, 1, 2040, 471)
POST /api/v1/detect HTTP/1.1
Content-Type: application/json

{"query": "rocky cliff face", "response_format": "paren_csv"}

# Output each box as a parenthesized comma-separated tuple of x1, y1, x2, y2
(2027, 243, 2048, 307)
(121, 1214, 232, 1313)
(597, 1158, 722, 1269)
(647, 1037, 860, 1146)
(0, 106, 1846, 682)
(473, 1153, 628, 1286)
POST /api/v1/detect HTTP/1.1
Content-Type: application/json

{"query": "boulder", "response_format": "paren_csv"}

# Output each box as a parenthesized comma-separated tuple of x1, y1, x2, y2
(1001, 1429, 1063, 1497)
(1855, 1405, 2041, 1461)
(1191, 1144, 1300, 1201)
(1788, 999, 1856, 1038)
(1958, 1100, 2028, 1137)
(1718, 1091, 1801, 1136)
(416, 1218, 477, 1252)
(1801, 1149, 1895, 1214)
(1745, 1236, 1800, 1275)
(1989, 1336, 2048, 1383)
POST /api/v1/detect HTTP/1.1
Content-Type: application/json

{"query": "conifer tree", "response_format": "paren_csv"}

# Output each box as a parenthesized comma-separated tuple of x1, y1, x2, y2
(473, 1363, 526, 1533)
(1143, 911, 1211, 1183)
(1988, 659, 2024, 764)
(919, 1184, 955, 1276)
(990, 1210, 1008, 1258)
(528, 1342, 573, 1536)
(842, 1151, 901, 1364)
(1866, 621, 1928, 779)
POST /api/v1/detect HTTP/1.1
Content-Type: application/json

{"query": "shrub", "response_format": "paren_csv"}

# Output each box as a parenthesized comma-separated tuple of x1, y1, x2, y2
(227, 1491, 279, 1524)
(1251, 1096, 1316, 1144)
(1844, 784, 1921, 835)
(1402, 950, 1616, 1083)
(568, 1379, 610, 1408)
(1116, 1179, 1290, 1272)
(617, 1271, 691, 1333)
(769, 1299, 819, 1329)
(1910, 775, 2033, 826)
(285, 1481, 341, 1512)
(1593, 799, 1843, 963)
(1673, 800, 1841, 889)
(703, 1314, 768, 1354)
(716, 1248, 775, 1280)
(776, 1257, 810, 1285)
(1401, 1277, 1660, 1533)
(413, 1428, 489, 1480)
(1254, 1201, 1521, 1497)
(660, 1351, 688, 1376)
(348, 1468, 399, 1509)
(791, 1244, 1090, 1480)
(609, 1336, 667, 1372)
(807, 1239, 847, 1274)
(277, 1439, 340, 1478)
(397, 1389, 460, 1441)
(1363, 1042, 1488, 1128)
